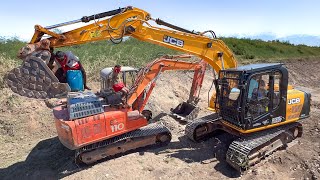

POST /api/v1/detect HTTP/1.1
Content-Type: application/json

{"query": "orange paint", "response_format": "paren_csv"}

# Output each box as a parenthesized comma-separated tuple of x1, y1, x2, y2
(53, 106, 147, 150)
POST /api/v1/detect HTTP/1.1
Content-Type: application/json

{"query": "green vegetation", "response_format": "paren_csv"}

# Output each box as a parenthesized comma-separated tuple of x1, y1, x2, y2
(1, 36, 320, 79)
(1, 37, 320, 63)
(0, 37, 25, 65)
(57, 38, 179, 67)
(222, 37, 320, 61)
(58, 39, 179, 80)
(0, 37, 179, 80)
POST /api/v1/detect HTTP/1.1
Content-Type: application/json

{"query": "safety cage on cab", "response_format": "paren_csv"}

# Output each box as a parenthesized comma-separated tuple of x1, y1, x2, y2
(215, 64, 289, 130)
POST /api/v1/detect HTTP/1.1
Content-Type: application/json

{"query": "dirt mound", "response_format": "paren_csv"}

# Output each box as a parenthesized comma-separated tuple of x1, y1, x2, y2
(0, 59, 320, 179)
(285, 58, 320, 88)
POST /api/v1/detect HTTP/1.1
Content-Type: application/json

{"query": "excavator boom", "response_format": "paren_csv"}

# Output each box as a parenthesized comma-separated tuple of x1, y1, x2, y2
(7, 6, 236, 101)
(33, 6, 237, 73)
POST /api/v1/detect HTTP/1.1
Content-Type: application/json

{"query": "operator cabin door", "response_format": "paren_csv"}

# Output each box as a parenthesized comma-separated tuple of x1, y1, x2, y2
(246, 71, 284, 128)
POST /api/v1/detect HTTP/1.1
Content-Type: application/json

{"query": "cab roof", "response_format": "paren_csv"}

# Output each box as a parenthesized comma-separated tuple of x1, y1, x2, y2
(100, 66, 139, 79)
(222, 63, 284, 73)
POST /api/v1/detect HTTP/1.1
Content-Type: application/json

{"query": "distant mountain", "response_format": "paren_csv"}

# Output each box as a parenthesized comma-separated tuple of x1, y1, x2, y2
(278, 35, 320, 47)
(235, 34, 320, 47)
(247, 34, 278, 42)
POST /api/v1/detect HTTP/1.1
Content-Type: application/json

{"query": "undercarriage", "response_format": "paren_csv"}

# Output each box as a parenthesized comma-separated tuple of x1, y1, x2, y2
(185, 114, 303, 171)
(75, 123, 171, 164)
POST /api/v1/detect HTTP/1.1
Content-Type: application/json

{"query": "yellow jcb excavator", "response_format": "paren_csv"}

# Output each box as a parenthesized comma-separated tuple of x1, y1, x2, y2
(6, 6, 311, 171)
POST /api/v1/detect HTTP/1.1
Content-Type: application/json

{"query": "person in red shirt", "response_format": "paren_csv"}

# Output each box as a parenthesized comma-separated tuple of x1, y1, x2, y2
(54, 51, 90, 90)
(109, 65, 129, 96)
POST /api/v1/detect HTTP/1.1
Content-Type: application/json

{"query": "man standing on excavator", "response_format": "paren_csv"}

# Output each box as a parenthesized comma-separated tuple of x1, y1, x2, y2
(54, 51, 91, 90)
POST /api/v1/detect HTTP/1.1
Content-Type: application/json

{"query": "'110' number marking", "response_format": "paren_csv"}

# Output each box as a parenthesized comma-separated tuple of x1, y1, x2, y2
(111, 123, 124, 132)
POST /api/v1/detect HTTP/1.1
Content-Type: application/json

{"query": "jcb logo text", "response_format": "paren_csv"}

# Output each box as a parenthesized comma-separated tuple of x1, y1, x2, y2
(288, 98, 300, 105)
(163, 35, 184, 47)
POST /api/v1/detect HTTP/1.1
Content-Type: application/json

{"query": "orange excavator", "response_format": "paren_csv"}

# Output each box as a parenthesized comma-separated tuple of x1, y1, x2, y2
(7, 6, 311, 171)
(54, 55, 206, 164)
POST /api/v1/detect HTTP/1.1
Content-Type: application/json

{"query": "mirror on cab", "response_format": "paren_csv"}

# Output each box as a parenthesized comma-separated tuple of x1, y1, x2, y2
(229, 87, 240, 101)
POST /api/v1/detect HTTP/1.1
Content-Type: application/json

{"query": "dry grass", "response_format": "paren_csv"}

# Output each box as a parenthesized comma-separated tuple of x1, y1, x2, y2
(0, 54, 19, 89)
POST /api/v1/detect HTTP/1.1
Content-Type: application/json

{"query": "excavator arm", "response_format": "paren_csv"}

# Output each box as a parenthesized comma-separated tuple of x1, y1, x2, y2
(127, 55, 206, 106)
(124, 55, 206, 121)
(7, 6, 237, 101)
(33, 6, 237, 73)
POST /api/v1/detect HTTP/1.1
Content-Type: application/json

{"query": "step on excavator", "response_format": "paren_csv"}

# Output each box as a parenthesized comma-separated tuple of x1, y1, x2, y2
(6, 6, 311, 171)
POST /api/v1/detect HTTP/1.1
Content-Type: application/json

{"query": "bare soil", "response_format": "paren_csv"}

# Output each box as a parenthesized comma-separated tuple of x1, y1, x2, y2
(0, 59, 319, 180)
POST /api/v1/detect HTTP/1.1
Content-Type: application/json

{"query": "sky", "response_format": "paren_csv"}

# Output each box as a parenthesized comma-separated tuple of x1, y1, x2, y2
(1, 0, 320, 41)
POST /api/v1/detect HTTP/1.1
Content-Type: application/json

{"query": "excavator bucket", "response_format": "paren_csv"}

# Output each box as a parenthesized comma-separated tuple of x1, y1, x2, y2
(170, 102, 200, 122)
(6, 55, 70, 99)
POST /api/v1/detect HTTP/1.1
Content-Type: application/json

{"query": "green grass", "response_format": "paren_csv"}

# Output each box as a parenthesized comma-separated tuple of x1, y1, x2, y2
(1, 36, 320, 63)
(1, 36, 320, 79)
(0, 37, 25, 64)
(0, 37, 179, 80)
(57, 39, 179, 80)
(57, 38, 179, 67)
(222, 37, 320, 61)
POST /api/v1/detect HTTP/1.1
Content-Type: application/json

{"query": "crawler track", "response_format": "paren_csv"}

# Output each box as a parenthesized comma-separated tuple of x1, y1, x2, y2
(185, 114, 303, 171)
(185, 113, 222, 142)
(226, 122, 302, 171)
(76, 123, 172, 164)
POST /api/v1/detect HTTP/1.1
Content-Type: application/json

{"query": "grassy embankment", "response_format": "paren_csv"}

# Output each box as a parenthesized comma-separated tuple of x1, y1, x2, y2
(1, 37, 320, 82)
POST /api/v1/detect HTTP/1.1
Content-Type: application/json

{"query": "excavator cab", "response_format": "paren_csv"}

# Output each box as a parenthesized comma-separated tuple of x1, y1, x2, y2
(216, 63, 289, 130)
(100, 66, 139, 93)
(98, 66, 139, 106)
(215, 63, 310, 131)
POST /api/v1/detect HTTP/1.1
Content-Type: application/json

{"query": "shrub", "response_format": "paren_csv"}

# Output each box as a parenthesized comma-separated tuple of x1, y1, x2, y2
(244, 53, 255, 59)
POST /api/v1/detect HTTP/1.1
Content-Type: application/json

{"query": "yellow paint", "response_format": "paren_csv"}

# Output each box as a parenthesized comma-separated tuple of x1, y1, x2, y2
(90, 30, 102, 38)
(207, 107, 216, 112)
(221, 118, 300, 134)
(209, 92, 216, 110)
(286, 89, 305, 121)
(30, 7, 237, 74)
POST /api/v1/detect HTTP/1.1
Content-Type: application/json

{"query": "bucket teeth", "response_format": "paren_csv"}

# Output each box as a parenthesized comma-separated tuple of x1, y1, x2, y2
(6, 55, 70, 99)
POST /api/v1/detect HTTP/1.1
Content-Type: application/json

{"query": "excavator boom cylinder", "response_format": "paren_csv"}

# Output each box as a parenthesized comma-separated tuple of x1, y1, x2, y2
(45, 7, 130, 29)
